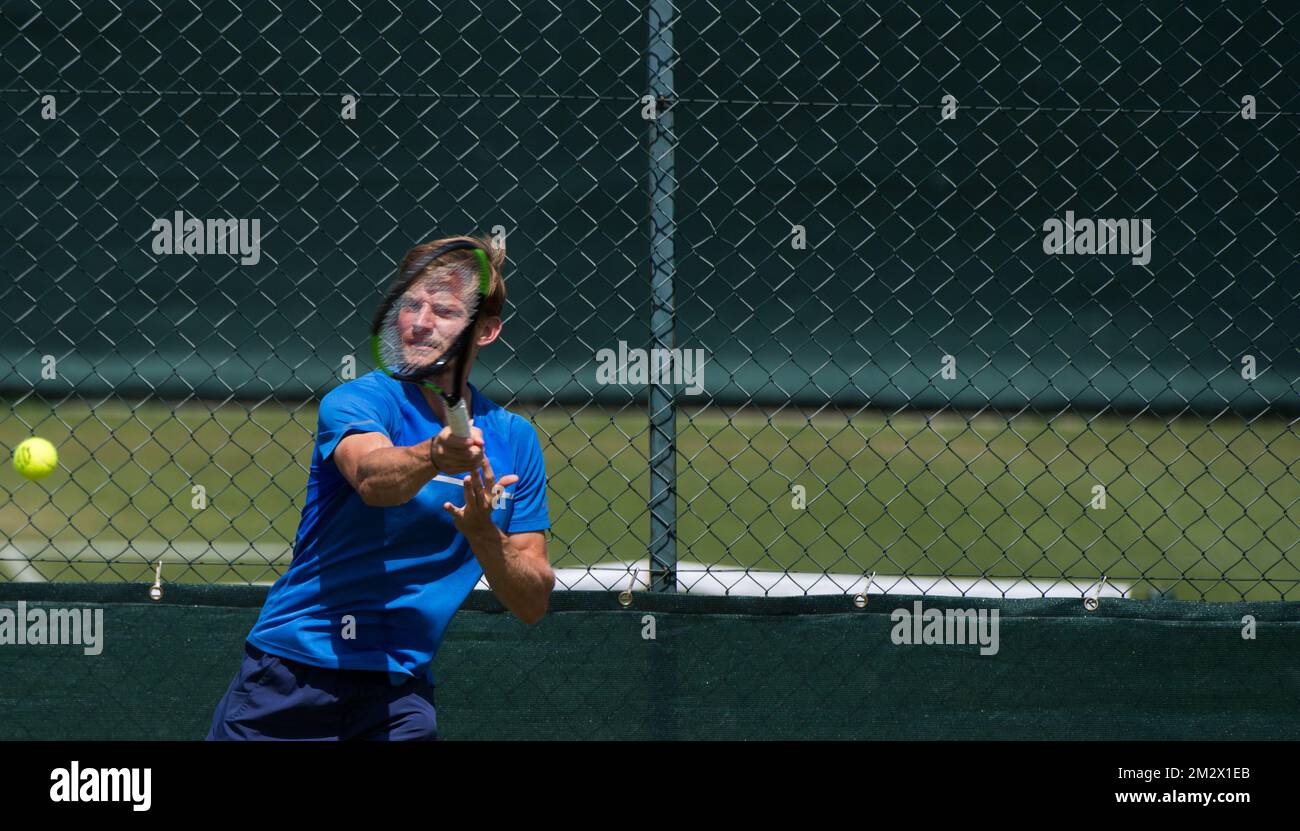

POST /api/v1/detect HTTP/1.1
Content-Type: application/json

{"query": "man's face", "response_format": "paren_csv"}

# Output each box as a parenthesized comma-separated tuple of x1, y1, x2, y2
(396, 270, 474, 369)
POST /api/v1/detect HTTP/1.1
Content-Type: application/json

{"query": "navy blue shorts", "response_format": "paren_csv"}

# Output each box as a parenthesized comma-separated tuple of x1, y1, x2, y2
(206, 642, 438, 741)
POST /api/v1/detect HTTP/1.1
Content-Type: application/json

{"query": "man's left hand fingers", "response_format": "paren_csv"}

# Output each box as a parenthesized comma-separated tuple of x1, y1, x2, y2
(464, 473, 490, 510)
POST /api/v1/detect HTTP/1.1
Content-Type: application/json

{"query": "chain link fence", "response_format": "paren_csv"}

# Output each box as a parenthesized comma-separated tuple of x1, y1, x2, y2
(2, 1, 1297, 601)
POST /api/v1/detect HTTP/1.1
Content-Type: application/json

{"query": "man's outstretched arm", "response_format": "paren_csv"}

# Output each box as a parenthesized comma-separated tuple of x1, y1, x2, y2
(336, 427, 484, 507)
(444, 456, 554, 625)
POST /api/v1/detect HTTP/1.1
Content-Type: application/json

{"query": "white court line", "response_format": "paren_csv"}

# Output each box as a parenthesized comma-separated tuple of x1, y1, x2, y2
(489, 561, 1131, 599)
(2, 541, 1131, 598)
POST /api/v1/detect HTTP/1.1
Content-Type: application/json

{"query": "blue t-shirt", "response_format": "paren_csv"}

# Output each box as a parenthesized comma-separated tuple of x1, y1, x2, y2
(247, 371, 550, 680)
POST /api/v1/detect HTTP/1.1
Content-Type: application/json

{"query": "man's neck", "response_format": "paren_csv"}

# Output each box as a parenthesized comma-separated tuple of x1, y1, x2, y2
(421, 380, 470, 423)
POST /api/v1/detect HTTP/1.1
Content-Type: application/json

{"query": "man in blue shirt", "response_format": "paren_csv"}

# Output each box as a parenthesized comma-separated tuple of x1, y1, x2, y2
(207, 235, 554, 740)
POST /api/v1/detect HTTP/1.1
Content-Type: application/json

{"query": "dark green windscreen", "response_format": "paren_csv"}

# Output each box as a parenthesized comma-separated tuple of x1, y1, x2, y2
(2, 585, 1296, 740)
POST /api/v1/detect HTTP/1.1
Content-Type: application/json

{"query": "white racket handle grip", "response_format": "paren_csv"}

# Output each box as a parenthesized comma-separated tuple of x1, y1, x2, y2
(448, 398, 472, 438)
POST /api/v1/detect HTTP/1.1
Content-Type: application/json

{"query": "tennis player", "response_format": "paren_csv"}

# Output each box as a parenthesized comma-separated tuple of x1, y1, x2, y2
(207, 234, 553, 740)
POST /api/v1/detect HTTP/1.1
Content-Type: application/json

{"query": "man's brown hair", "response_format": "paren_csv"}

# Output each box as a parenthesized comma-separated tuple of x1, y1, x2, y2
(395, 234, 507, 319)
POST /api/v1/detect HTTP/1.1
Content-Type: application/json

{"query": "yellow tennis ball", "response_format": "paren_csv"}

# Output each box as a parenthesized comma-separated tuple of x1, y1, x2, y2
(13, 437, 58, 481)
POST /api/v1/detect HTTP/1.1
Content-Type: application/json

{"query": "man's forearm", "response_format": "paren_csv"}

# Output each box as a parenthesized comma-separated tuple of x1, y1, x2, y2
(355, 441, 437, 506)
(466, 528, 554, 624)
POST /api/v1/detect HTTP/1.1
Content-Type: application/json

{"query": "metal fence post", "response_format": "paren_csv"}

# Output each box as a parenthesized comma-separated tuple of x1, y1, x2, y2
(647, 0, 677, 593)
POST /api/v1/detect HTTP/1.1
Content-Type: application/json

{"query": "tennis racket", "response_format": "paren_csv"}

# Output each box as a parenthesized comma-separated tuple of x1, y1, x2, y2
(370, 240, 491, 437)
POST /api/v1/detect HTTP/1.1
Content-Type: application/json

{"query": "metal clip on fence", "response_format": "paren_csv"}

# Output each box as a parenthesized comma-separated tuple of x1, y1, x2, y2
(853, 571, 876, 609)
(617, 567, 639, 608)
(1084, 576, 1108, 612)
(149, 560, 164, 602)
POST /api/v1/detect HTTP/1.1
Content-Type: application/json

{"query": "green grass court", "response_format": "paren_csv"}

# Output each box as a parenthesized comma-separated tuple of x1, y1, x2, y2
(2, 398, 1296, 601)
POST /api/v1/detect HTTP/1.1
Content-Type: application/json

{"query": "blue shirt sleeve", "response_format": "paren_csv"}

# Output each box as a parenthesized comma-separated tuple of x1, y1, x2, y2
(506, 418, 550, 534)
(317, 380, 395, 463)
